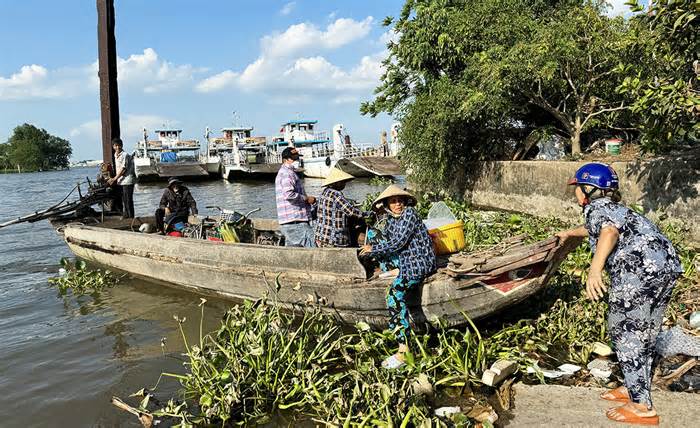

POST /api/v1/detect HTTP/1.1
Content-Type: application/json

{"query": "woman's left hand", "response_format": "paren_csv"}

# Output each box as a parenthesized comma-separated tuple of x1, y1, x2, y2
(586, 268, 607, 301)
(359, 244, 372, 255)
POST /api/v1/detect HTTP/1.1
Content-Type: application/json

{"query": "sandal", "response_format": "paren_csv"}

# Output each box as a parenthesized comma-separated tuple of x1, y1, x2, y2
(381, 354, 405, 370)
(606, 406, 659, 426)
(601, 386, 630, 403)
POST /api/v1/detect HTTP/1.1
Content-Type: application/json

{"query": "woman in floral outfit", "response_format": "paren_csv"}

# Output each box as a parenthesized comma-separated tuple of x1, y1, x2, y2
(360, 185, 437, 369)
(557, 163, 683, 426)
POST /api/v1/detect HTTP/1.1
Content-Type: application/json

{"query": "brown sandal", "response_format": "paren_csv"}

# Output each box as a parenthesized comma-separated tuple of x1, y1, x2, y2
(606, 406, 659, 426)
(600, 386, 630, 403)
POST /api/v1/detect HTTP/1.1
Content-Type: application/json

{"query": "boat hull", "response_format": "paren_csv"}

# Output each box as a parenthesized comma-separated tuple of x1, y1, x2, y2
(60, 223, 578, 328)
(134, 159, 213, 182)
(223, 163, 281, 181)
(335, 156, 403, 177)
(301, 156, 335, 178)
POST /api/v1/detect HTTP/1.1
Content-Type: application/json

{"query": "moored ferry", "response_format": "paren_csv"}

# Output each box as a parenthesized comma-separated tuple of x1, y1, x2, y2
(134, 128, 210, 181)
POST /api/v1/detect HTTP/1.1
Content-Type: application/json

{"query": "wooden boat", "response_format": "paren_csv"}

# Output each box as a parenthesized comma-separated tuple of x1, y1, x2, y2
(55, 216, 581, 328)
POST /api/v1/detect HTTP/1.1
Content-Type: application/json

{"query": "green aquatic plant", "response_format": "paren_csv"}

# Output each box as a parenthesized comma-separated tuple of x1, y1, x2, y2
(127, 199, 698, 426)
(368, 176, 395, 187)
(146, 297, 483, 427)
(48, 258, 122, 295)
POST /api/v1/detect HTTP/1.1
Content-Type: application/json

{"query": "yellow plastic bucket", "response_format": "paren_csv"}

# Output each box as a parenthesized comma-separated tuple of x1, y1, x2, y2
(428, 221, 466, 255)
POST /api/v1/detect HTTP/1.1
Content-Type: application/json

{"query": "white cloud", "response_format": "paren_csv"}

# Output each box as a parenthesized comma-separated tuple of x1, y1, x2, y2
(115, 48, 206, 93)
(195, 16, 384, 99)
(280, 1, 296, 16)
(70, 114, 178, 145)
(0, 48, 203, 100)
(195, 70, 239, 93)
(0, 64, 83, 100)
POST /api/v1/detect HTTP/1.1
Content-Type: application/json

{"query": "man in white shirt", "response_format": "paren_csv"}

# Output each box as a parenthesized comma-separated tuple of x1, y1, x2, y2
(107, 138, 136, 218)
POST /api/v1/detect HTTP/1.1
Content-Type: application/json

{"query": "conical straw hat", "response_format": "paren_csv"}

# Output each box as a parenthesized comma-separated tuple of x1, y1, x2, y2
(372, 184, 417, 210)
(322, 168, 355, 187)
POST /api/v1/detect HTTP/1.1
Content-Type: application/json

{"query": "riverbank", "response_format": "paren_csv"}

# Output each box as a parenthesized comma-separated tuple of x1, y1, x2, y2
(509, 383, 700, 427)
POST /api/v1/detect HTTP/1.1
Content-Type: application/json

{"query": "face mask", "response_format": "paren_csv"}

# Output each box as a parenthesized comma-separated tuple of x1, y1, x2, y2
(291, 160, 301, 170)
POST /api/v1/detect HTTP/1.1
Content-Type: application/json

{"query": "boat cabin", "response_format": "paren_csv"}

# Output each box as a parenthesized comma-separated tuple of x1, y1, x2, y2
(275, 120, 330, 147)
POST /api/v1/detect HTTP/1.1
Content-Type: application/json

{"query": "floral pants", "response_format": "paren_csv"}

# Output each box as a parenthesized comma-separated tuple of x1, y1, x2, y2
(608, 271, 679, 407)
(387, 277, 421, 344)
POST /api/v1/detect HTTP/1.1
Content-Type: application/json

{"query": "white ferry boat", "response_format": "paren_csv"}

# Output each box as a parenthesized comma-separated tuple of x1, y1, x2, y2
(270, 120, 400, 178)
(214, 126, 279, 181)
(133, 128, 210, 181)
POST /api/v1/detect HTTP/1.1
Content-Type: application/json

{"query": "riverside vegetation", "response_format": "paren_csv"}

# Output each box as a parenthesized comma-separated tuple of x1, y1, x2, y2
(48, 258, 122, 296)
(118, 196, 698, 427)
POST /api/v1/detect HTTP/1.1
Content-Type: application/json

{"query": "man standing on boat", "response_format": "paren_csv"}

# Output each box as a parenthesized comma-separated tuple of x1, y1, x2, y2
(275, 147, 316, 247)
(107, 138, 136, 218)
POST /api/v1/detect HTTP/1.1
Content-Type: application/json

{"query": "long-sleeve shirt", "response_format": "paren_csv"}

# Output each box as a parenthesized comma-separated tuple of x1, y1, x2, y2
(275, 163, 311, 224)
(159, 187, 198, 216)
(314, 187, 363, 247)
(370, 207, 437, 281)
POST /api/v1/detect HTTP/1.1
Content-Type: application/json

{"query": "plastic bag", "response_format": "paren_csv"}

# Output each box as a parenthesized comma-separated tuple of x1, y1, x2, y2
(656, 326, 700, 357)
(424, 201, 457, 230)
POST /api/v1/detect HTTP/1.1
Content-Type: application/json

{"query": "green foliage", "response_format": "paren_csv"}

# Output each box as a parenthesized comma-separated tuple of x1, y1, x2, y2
(368, 176, 394, 187)
(151, 298, 479, 426)
(363, 0, 698, 188)
(48, 258, 122, 295)
(3, 123, 72, 172)
(134, 199, 698, 425)
(618, 0, 699, 150)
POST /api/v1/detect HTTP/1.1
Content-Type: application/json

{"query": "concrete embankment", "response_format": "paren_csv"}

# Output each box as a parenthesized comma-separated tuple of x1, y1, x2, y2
(456, 154, 700, 245)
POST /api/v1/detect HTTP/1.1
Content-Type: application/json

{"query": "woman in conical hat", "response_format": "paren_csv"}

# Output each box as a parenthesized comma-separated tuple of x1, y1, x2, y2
(360, 185, 436, 369)
(314, 168, 366, 247)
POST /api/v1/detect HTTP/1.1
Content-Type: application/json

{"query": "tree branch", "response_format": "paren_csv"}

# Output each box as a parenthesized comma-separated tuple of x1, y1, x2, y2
(581, 103, 627, 129)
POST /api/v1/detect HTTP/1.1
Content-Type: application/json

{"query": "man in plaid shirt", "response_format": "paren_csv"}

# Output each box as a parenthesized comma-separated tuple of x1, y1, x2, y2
(314, 168, 365, 247)
(275, 147, 316, 247)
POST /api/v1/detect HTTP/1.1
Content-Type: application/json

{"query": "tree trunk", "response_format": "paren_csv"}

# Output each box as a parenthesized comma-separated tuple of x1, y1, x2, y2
(571, 115, 582, 154)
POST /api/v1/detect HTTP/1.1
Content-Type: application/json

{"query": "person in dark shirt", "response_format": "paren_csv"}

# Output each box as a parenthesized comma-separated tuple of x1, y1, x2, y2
(155, 177, 198, 233)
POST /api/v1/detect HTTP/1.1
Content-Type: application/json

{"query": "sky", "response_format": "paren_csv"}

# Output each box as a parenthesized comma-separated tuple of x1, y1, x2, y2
(0, 0, 640, 160)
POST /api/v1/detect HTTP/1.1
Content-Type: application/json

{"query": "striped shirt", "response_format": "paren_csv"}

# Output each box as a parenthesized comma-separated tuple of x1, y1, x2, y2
(275, 163, 311, 224)
(314, 187, 363, 247)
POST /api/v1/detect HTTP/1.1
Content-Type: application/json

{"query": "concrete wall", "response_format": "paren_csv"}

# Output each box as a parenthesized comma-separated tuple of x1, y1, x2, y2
(458, 153, 700, 245)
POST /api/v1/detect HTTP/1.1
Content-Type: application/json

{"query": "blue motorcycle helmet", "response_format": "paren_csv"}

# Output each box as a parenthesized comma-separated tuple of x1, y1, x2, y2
(568, 163, 619, 207)
(567, 162, 619, 190)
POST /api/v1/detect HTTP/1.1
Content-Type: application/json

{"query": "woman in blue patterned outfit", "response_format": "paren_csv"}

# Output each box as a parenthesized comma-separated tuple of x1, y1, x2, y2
(557, 163, 683, 426)
(360, 185, 437, 369)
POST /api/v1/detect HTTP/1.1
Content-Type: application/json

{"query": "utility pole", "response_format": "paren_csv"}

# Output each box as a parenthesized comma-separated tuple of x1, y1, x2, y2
(96, 0, 120, 173)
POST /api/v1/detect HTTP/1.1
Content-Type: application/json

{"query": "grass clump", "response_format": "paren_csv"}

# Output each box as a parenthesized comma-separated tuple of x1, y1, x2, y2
(48, 258, 122, 296)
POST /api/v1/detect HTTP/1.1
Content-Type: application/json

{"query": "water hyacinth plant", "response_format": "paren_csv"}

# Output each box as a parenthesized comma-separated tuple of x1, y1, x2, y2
(129, 198, 698, 426)
(48, 257, 122, 295)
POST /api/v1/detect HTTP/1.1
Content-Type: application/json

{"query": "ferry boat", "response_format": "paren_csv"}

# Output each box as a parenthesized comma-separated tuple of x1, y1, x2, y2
(133, 128, 210, 181)
(218, 126, 280, 181)
(271, 120, 401, 178)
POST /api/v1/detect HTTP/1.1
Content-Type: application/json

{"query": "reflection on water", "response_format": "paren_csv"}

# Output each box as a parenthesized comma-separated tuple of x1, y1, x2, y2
(0, 168, 394, 427)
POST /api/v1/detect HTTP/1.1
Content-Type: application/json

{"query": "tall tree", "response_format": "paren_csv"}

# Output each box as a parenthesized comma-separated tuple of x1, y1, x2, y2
(362, 1, 638, 188)
(6, 124, 72, 172)
(618, 0, 699, 149)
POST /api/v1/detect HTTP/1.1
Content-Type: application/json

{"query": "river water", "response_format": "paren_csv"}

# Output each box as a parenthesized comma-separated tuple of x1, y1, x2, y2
(0, 168, 386, 427)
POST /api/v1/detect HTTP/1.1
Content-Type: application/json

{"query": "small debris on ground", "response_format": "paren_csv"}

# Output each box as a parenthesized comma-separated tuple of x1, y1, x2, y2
(591, 342, 613, 357)
(587, 359, 613, 379)
(435, 406, 462, 418)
